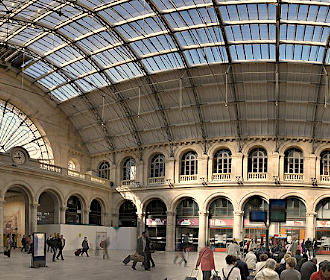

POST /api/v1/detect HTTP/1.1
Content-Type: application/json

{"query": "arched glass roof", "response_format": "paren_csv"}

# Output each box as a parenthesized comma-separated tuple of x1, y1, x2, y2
(0, 0, 328, 102)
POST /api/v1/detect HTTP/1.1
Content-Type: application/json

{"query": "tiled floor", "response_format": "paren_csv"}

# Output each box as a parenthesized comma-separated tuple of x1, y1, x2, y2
(0, 250, 329, 280)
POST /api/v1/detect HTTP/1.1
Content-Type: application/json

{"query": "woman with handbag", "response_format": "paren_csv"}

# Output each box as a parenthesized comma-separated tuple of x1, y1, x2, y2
(195, 242, 216, 280)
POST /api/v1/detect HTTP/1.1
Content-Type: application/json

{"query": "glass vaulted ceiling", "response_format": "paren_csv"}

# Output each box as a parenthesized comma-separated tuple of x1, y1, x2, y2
(0, 0, 328, 102)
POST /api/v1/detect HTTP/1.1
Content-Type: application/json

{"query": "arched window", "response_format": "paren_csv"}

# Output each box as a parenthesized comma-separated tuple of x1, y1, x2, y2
(89, 199, 102, 225)
(176, 198, 199, 217)
(316, 198, 330, 220)
(181, 151, 198, 175)
(65, 196, 82, 224)
(248, 148, 268, 173)
(98, 161, 110, 179)
(119, 200, 137, 227)
(321, 151, 330, 176)
(123, 157, 136, 180)
(150, 154, 165, 178)
(68, 160, 76, 171)
(209, 198, 233, 217)
(213, 149, 232, 174)
(286, 198, 306, 219)
(284, 148, 303, 174)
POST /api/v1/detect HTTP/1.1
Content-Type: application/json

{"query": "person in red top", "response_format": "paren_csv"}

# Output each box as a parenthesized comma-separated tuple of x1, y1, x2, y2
(195, 242, 215, 280)
(310, 261, 330, 280)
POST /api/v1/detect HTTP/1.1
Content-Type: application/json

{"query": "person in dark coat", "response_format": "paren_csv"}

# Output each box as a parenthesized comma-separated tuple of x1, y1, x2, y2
(294, 249, 302, 264)
(21, 235, 26, 252)
(304, 238, 312, 258)
(50, 235, 59, 262)
(296, 253, 308, 271)
(81, 237, 89, 257)
(56, 234, 65, 260)
(132, 232, 150, 271)
(300, 258, 317, 280)
(312, 239, 318, 257)
(236, 256, 250, 280)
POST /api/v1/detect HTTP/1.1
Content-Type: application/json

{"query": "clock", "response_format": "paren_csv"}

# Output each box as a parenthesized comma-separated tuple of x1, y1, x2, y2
(10, 147, 29, 165)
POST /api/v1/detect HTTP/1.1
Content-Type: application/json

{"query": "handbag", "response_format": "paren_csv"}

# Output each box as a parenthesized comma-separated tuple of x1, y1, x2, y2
(184, 269, 198, 280)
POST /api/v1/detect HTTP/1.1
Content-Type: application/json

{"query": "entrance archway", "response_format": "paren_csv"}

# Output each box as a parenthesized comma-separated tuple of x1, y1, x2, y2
(66, 196, 82, 224)
(38, 191, 60, 224)
(208, 197, 234, 249)
(89, 199, 102, 226)
(316, 197, 330, 251)
(243, 195, 268, 242)
(119, 200, 137, 227)
(3, 185, 33, 248)
(145, 199, 167, 251)
(175, 198, 199, 251)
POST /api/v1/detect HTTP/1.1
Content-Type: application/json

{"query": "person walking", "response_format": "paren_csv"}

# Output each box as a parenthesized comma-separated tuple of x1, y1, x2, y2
(245, 248, 257, 271)
(290, 238, 299, 256)
(173, 240, 187, 266)
(21, 235, 26, 252)
(220, 255, 241, 280)
(312, 238, 318, 258)
(81, 237, 89, 257)
(5, 234, 12, 258)
(195, 243, 215, 280)
(227, 241, 241, 258)
(100, 239, 109, 259)
(255, 259, 279, 280)
(300, 258, 317, 280)
(50, 235, 59, 262)
(304, 238, 312, 259)
(132, 232, 150, 271)
(280, 257, 301, 280)
(56, 234, 65, 260)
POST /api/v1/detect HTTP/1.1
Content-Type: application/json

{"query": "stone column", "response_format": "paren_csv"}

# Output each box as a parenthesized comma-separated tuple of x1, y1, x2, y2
(270, 152, 280, 180)
(136, 160, 144, 185)
(232, 153, 243, 182)
(31, 203, 39, 233)
(198, 155, 208, 183)
(136, 212, 145, 237)
(166, 211, 175, 252)
(112, 213, 119, 227)
(0, 199, 4, 252)
(165, 158, 175, 184)
(83, 210, 90, 225)
(198, 211, 208, 250)
(306, 212, 316, 240)
(233, 211, 243, 241)
(60, 206, 66, 224)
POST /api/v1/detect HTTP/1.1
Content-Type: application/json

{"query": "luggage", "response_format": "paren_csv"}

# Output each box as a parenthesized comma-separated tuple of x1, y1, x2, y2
(130, 254, 144, 262)
(4, 250, 10, 257)
(185, 269, 198, 280)
(74, 249, 82, 256)
(122, 255, 131, 265)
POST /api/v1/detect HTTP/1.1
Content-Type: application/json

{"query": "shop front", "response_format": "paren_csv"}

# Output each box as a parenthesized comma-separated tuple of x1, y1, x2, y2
(209, 218, 233, 251)
(176, 217, 199, 251)
(243, 219, 267, 242)
(280, 220, 305, 241)
(316, 198, 330, 253)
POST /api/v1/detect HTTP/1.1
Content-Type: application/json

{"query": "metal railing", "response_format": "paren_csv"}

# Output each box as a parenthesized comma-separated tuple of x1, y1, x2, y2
(40, 163, 62, 173)
(248, 172, 267, 180)
(212, 173, 231, 181)
(148, 177, 165, 185)
(67, 169, 85, 179)
(121, 179, 135, 186)
(180, 174, 197, 182)
(284, 173, 304, 181)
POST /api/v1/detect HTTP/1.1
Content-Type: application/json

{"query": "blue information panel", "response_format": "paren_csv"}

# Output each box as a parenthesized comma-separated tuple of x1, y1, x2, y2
(269, 199, 287, 222)
(31, 232, 46, 268)
(250, 211, 267, 223)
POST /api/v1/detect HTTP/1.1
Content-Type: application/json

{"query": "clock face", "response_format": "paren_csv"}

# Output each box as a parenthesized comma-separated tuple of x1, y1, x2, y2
(12, 150, 27, 165)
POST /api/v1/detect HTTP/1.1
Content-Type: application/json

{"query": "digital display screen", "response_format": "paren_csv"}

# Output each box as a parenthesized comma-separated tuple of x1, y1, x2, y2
(249, 211, 267, 222)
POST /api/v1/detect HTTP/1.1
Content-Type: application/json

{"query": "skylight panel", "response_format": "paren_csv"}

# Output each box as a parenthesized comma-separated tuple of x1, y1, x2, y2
(105, 62, 143, 82)
(47, 46, 82, 66)
(78, 31, 121, 52)
(51, 83, 80, 101)
(184, 47, 228, 66)
(83, 73, 111, 88)
(115, 0, 153, 19)
(279, 44, 324, 62)
(24, 61, 52, 79)
(76, 78, 96, 92)
(142, 52, 184, 73)
(63, 59, 97, 79)
(29, 34, 66, 54)
(230, 44, 275, 61)
(10, 28, 44, 45)
(38, 72, 67, 89)
(130, 35, 176, 56)
(94, 46, 134, 68)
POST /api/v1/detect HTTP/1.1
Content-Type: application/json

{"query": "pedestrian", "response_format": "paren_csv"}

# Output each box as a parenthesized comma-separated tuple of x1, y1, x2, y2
(195, 242, 215, 280)
(255, 258, 279, 280)
(148, 241, 155, 268)
(245, 248, 257, 271)
(220, 255, 241, 280)
(81, 237, 89, 257)
(236, 256, 249, 280)
(5, 234, 11, 258)
(296, 253, 308, 271)
(300, 258, 317, 280)
(312, 238, 318, 258)
(132, 232, 150, 271)
(280, 257, 301, 280)
(21, 235, 26, 252)
(227, 241, 240, 258)
(56, 234, 65, 260)
(50, 235, 58, 262)
(304, 238, 312, 259)
(100, 239, 109, 259)
(275, 253, 291, 276)
(173, 240, 187, 266)
(294, 249, 302, 264)
(310, 260, 330, 280)
(290, 238, 299, 255)
(256, 254, 269, 274)
(46, 235, 52, 253)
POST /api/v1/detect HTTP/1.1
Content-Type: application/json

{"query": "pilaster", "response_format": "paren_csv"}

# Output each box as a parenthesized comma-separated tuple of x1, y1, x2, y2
(306, 212, 316, 239)
(233, 211, 243, 241)
(198, 211, 208, 250)
(166, 211, 175, 252)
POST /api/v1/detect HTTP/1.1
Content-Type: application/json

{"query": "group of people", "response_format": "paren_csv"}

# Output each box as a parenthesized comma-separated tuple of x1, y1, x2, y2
(47, 234, 66, 262)
(195, 240, 329, 280)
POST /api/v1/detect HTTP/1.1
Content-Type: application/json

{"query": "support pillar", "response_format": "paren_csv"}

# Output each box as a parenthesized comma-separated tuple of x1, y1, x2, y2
(137, 212, 145, 238)
(306, 212, 316, 240)
(198, 211, 208, 250)
(83, 210, 90, 225)
(0, 199, 4, 252)
(60, 206, 66, 224)
(166, 211, 175, 252)
(31, 203, 39, 233)
(112, 213, 119, 227)
(233, 211, 243, 241)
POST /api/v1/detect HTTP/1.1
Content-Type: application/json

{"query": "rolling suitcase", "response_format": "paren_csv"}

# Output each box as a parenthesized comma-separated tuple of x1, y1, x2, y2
(185, 269, 198, 280)
(122, 255, 131, 265)
(74, 248, 82, 256)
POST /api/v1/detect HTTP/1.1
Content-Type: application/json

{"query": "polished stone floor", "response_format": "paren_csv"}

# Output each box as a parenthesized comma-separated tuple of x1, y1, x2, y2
(0, 250, 329, 280)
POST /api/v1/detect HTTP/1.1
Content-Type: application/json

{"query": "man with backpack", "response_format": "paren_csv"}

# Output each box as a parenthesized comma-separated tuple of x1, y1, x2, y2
(220, 255, 242, 280)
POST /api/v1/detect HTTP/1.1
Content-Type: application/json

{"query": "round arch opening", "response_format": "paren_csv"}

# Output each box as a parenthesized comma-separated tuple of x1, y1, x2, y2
(243, 195, 268, 242)
(208, 197, 234, 250)
(3, 185, 32, 248)
(66, 195, 82, 225)
(89, 199, 102, 226)
(316, 197, 330, 251)
(119, 200, 137, 227)
(145, 199, 167, 251)
(38, 191, 60, 224)
(175, 198, 199, 252)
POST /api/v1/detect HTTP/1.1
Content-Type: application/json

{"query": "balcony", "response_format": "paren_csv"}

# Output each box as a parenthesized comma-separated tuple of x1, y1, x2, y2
(67, 169, 85, 179)
(121, 179, 135, 186)
(148, 177, 165, 185)
(320, 175, 330, 182)
(212, 173, 231, 181)
(180, 175, 197, 182)
(284, 173, 304, 181)
(248, 172, 267, 180)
